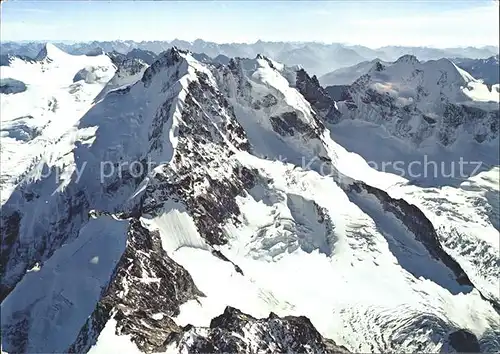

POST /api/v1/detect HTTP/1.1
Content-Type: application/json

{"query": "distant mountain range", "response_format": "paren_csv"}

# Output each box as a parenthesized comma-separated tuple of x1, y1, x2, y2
(1, 40, 498, 77)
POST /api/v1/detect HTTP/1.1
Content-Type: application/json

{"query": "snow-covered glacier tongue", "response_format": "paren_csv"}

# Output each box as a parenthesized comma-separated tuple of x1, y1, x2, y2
(1, 47, 499, 353)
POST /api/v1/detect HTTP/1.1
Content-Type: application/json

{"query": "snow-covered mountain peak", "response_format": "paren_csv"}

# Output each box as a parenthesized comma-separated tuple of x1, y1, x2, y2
(140, 46, 194, 87)
(253, 53, 283, 68)
(34, 42, 70, 62)
(367, 59, 386, 73)
(223, 55, 326, 139)
(151, 46, 186, 66)
(427, 57, 476, 83)
(351, 53, 497, 105)
(334, 54, 499, 146)
(395, 54, 420, 65)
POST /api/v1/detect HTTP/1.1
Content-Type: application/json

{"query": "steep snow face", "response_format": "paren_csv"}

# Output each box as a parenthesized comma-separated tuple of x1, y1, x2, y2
(0, 47, 198, 300)
(333, 56, 499, 147)
(1, 49, 499, 354)
(0, 43, 116, 205)
(1, 216, 129, 353)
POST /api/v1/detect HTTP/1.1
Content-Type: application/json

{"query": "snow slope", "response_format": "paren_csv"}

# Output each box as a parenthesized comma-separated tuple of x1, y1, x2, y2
(162, 150, 499, 353)
(1, 216, 129, 353)
(0, 44, 116, 205)
(1, 46, 498, 354)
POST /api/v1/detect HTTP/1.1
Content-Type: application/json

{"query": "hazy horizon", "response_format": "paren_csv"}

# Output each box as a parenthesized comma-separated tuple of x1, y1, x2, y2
(2, 39, 499, 52)
(2, 0, 499, 48)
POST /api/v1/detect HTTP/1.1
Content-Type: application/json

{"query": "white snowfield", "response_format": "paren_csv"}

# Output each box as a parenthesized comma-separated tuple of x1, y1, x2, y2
(166, 153, 497, 350)
(0, 44, 117, 205)
(1, 44, 498, 353)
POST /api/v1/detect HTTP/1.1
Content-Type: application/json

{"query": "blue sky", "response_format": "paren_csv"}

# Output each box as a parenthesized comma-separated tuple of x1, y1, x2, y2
(1, 0, 498, 47)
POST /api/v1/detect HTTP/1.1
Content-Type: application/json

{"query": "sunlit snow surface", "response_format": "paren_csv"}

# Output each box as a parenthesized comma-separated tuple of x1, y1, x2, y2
(0, 44, 116, 204)
(158, 152, 499, 353)
(148, 55, 498, 352)
(1, 46, 498, 353)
